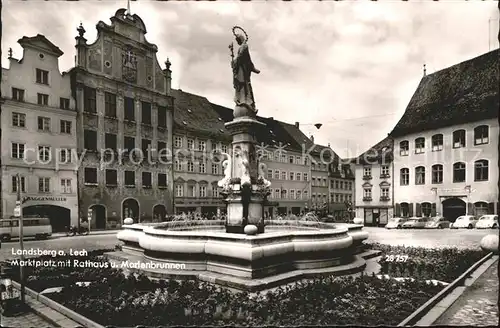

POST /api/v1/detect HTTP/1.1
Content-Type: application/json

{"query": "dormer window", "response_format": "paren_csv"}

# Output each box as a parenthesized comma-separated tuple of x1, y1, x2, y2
(453, 129, 466, 148)
(415, 137, 425, 154)
(399, 141, 409, 156)
(431, 134, 443, 151)
(474, 125, 489, 145)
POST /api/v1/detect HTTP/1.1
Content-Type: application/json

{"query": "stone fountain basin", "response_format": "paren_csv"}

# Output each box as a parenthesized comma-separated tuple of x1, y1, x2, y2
(116, 221, 368, 280)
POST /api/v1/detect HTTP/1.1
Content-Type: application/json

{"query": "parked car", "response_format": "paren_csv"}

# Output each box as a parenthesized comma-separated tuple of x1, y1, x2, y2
(385, 217, 407, 229)
(451, 215, 478, 229)
(425, 216, 451, 229)
(475, 215, 498, 229)
(402, 217, 429, 229)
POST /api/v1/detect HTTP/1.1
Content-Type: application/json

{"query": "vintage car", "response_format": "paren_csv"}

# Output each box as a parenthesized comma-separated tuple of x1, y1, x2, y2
(475, 215, 498, 229)
(385, 217, 408, 229)
(402, 217, 429, 229)
(450, 215, 478, 229)
(425, 216, 452, 229)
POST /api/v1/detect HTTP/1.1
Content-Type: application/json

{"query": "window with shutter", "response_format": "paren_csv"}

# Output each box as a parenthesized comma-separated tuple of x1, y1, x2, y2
(408, 203, 414, 216)
(395, 203, 401, 217)
(467, 203, 474, 215)
(488, 203, 495, 215)
(416, 203, 422, 217)
(431, 203, 437, 216)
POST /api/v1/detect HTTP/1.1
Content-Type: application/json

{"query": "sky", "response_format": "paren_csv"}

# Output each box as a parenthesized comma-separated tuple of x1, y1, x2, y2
(2, 0, 498, 158)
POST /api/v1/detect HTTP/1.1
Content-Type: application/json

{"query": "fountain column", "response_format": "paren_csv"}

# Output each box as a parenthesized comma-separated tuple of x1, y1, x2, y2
(224, 117, 267, 234)
(219, 26, 271, 234)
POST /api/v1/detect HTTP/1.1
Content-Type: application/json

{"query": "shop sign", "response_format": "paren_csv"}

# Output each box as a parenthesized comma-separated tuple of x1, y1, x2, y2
(22, 196, 67, 204)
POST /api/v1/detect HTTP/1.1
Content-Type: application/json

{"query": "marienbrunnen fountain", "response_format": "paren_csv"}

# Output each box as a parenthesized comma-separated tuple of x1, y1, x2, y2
(111, 26, 370, 291)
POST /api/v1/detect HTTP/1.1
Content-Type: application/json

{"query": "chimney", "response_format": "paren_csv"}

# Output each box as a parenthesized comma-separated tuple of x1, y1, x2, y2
(269, 117, 274, 121)
(295, 122, 299, 128)
(310, 135, 314, 143)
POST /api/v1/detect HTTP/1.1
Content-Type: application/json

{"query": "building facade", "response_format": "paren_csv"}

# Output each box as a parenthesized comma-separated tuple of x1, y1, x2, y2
(1, 35, 78, 231)
(172, 98, 335, 217)
(71, 9, 174, 228)
(390, 50, 499, 221)
(171, 91, 230, 216)
(262, 145, 311, 216)
(311, 159, 330, 213)
(328, 162, 355, 221)
(353, 138, 394, 226)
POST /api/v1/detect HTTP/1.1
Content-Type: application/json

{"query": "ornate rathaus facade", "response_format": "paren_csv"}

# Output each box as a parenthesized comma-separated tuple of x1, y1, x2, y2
(70, 9, 174, 229)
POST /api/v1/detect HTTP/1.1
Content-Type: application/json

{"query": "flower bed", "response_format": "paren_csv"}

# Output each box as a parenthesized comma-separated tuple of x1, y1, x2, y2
(47, 273, 441, 326)
(7, 249, 115, 292)
(366, 243, 487, 282)
(6, 244, 487, 326)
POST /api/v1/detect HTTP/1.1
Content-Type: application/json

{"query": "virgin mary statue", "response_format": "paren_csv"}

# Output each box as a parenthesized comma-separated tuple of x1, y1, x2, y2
(230, 27, 260, 116)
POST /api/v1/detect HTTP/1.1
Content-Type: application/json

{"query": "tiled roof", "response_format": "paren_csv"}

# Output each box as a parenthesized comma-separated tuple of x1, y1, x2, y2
(329, 163, 355, 179)
(171, 89, 230, 141)
(175, 93, 336, 155)
(210, 103, 306, 152)
(354, 137, 393, 165)
(279, 123, 333, 157)
(390, 49, 499, 137)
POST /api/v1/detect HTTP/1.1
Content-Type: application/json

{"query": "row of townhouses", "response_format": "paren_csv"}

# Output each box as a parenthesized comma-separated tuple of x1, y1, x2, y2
(353, 49, 499, 226)
(0, 8, 355, 232)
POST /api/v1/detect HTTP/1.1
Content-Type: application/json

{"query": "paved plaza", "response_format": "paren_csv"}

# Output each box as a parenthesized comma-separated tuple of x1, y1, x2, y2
(435, 258, 499, 326)
(1, 309, 55, 328)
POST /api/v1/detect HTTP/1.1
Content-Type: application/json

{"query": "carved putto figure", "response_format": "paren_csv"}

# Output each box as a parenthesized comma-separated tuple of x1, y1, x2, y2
(217, 153, 232, 190)
(240, 150, 251, 187)
(258, 163, 271, 189)
(229, 26, 260, 115)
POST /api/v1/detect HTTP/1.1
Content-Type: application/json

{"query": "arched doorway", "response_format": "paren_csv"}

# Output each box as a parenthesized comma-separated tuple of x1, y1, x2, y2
(442, 198, 466, 222)
(153, 204, 166, 222)
(89, 205, 106, 229)
(122, 198, 139, 223)
(22, 205, 70, 232)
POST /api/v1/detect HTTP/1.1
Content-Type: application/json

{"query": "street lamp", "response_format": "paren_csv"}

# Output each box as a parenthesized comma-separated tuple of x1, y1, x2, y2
(464, 185, 472, 215)
(14, 174, 25, 304)
(430, 187, 438, 215)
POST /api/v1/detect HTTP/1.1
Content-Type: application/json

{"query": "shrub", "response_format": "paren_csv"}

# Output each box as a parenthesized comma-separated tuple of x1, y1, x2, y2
(46, 274, 442, 326)
(366, 243, 487, 282)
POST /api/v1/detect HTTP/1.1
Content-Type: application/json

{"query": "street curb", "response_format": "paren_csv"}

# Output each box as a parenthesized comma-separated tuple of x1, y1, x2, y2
(416, 255, 499, 326)
(397, 252, 493, 327)
(11, 281, 62, 327)
(12, 281, 105, 328)
(52, 230, 120, 238)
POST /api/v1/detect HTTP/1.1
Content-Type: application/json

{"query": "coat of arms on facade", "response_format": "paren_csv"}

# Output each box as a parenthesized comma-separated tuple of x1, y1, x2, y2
(122, 47, 137, 83)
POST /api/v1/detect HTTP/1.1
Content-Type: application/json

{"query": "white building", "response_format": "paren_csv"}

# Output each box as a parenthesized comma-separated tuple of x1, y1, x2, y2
(389, 49, 499, 221)
(353, 137, 394, 226)
(1, 35, 78, 231)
